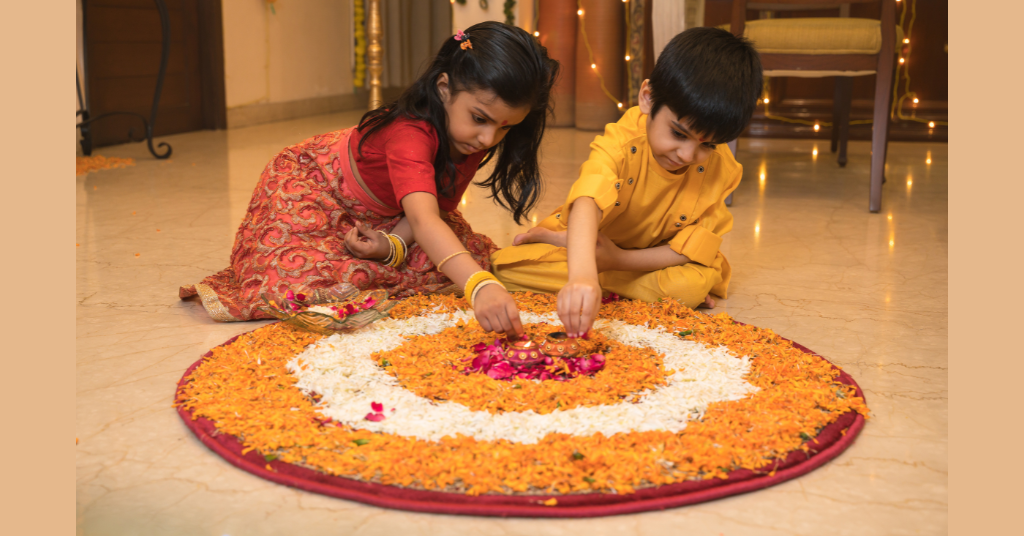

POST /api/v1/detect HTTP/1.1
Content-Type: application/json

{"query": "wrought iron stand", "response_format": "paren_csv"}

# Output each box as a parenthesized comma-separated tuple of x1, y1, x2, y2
(76, 0, 173, 159)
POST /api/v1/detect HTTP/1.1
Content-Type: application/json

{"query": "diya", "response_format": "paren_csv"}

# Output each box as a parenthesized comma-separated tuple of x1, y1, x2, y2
(540, 332, 580, 359)
(502, 332, 582, 369)
(503, 337, 546, 368)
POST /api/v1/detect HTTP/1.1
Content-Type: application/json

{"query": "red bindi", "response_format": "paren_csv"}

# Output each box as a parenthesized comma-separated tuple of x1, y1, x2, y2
(501, 120, 508, 126)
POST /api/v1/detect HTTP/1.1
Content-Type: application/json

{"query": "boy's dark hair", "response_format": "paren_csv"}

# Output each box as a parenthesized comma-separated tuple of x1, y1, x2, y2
(648, 27, 763, 144)
(358, 21, 559, 224)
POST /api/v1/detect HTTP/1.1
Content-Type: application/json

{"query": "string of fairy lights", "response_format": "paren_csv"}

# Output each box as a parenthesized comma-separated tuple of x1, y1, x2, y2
(761, 0, 945, 131)
(523, 0, 944, 131)
(354, 1, 941, 131)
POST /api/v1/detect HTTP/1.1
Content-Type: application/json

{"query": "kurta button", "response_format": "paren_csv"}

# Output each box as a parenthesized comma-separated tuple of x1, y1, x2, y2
(675, 222, 682, 227)
(615, 182, 621, 189)
(628, 178, 634, 185)
(615, 201, 620, 206)
(631, 146, 637, 154)
(697, 165, 705, 173)
(679, 215, 687, 221)
(556, 213, 561, 218)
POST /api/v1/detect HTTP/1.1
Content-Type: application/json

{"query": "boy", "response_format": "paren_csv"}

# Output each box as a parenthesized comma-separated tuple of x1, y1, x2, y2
(490, 27, 763, 336)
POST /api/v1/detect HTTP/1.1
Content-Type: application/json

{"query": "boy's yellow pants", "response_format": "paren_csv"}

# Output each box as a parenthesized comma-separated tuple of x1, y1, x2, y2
(490, 243, 724, 309)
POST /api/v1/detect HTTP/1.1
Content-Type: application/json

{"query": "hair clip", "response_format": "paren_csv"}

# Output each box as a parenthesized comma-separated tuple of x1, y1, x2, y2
(454, 30, 473, 50)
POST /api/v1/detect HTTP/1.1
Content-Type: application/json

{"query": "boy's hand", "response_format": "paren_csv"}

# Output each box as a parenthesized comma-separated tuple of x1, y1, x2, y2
(557, 275, 601, 338)
(473, 284, 524, 339)
(344, 221, 390, 260)
(594, 233, 623, 273)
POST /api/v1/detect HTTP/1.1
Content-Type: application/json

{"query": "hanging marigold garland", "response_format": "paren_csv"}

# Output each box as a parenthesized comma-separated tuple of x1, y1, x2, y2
(353, 0, 367, 88)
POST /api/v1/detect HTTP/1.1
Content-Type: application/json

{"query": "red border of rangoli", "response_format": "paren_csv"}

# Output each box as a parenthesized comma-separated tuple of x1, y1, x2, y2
(175, 324, 866, 517)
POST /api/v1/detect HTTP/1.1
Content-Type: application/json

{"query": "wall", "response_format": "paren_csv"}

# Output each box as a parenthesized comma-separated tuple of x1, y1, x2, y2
(222, 0, 355, 128)
(452, 0, 534, 34)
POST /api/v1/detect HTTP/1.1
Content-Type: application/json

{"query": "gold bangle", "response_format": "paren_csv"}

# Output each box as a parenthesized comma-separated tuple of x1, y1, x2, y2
(464, 270, 497, 300)
(378, 230, 395, 264)
(386, 234, 405, 267)
(436, 250, 470, 272)
(392, 234, 408, 259)
(470, 278, 505, 307)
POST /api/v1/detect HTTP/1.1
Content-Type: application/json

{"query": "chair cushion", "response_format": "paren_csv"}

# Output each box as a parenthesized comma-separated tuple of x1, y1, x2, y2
(717, 18, 903, 55)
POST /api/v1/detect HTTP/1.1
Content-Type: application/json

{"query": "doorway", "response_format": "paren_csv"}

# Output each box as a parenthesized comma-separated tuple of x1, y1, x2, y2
(81, 0, 226, 149)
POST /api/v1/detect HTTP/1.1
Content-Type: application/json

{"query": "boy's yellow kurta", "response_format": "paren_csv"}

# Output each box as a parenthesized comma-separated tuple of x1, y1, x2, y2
(491, 106, 741, 307)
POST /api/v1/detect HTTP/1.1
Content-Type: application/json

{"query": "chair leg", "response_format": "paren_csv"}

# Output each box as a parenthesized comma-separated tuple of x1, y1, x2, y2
(870, 68, 894, 212)
(725, 139, 738, 207)
(882, 76, 895, 184)
(835, 77, 852, 168)
(869, 0, 896, 212)
(831, 83, 841, 153)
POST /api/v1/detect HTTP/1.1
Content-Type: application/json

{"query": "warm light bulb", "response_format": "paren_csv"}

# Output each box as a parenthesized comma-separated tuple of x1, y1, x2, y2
(889, 239, 895, 247)
(903, 38, 910, 44)
(763, 97, 769, 104)
(591, 63, 596, 69)
(755, 223, 760, 233)
(625, 54, 631, 61)
(907, 180, 913, 186)
(926, 158, 932, 164)
(928, 121, 935, 128)
(534, 31, 540, 37)
(899, 57, 905, 64)
(887, 214, 893, 221)
(813, 123, 820, 132)
(913, 97, 919, 104)
(617, 102, 623, 109)
(759, 173, 766, 181)
(578, 9, 583, 16)
(812, 148, 818, 156)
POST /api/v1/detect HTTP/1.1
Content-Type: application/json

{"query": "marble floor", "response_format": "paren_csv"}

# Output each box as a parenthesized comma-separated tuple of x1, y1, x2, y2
(76, 110, 947, 535)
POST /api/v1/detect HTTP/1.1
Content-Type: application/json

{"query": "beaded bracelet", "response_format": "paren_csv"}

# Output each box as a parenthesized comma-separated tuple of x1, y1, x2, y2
(436, 250, 470, 272)
(464, 270, 499, 302)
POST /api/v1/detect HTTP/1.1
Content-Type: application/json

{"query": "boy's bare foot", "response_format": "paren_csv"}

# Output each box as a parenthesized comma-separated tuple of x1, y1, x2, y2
(512, 226, 567, 247)
(699, 294, 716, 309)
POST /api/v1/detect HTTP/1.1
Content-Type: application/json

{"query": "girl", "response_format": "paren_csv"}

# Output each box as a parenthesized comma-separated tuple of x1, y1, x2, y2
(180, 22, 558, 338)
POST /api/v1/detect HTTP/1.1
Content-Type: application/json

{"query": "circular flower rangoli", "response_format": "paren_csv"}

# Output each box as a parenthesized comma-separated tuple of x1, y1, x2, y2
(176, 293, 869, 516)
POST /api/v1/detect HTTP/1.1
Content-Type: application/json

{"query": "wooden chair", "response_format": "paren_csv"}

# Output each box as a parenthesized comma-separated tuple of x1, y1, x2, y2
(725, 0, 897, 212)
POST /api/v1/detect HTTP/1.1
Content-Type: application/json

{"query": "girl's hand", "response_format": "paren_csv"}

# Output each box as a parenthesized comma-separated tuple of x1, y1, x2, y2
(473, 284, 524, 339)
(344, 221, 390, 260)
(557, 275, 601, 338)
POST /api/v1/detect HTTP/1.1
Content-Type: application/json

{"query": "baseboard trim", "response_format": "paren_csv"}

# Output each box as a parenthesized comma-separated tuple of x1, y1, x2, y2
(226, 87, 406, 129)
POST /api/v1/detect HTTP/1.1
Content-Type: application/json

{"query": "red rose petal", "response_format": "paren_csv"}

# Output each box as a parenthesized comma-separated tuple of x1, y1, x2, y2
(371, 401, 384, 413)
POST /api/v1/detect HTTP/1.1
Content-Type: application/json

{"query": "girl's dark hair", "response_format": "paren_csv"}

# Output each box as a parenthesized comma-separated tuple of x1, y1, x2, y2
(357, 21, 559, 224)
(648, 27, 763, 144)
